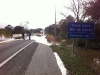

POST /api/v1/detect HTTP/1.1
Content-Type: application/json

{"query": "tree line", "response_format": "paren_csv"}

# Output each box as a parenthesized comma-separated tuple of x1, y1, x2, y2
(45, 0, 100, 50)
(0, 24, 43, 38)
(0, 25, 29, 38)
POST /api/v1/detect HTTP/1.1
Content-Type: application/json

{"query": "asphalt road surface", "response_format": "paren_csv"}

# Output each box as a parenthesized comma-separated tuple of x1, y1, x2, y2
(0, 40, 61, 75)
(0, 40, 38, 75)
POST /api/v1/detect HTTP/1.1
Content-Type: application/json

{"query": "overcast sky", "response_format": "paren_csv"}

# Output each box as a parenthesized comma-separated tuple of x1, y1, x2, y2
(0, 0, 71, 29)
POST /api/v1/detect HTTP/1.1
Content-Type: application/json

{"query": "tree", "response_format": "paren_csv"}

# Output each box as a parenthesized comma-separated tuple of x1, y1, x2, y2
(0, 28, 5, 36)
(12, 26, 24, 34)
(5, 25, 13, 38)
(30, 29, 34, 33)
(85, 0, 100, 42)
(45, 25, 55, 35)
(5, 25, 13, 32)
(20, 21, 29, 29)
(65, 0, 88, 22)
(66, 15, 75, 22)
(59, 15, 75, 33)
(86, 0, 100, 23)
(59, 19, 67, 32)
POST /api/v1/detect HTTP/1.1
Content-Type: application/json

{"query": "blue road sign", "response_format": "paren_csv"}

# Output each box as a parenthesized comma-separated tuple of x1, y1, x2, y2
(68, 22, 94, 39)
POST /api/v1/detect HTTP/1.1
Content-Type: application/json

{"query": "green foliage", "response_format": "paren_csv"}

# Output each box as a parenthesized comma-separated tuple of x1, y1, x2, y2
(59, 32, 67, 39)
(59, 19, 67, 33)
(30, 29, 34, 33)
(87, 41, 100, 50)
(0, 28, 11, 38)
(85, 24, 100, 50)
(0, 29, 5, 36)
(75, 39, 100, 50)
(5, 25, 13, 32)
(12, 26, 24, 34)
(51, 45, 97, 75)
(45, 24, 54, 35)
(93, 23, 100, 42)
(45, 24, 60, 35)
(75, 39, 86, 47)
(86, 0, 100, 23)
(44, 2, 100, 50)
(33, 28, 43, 33)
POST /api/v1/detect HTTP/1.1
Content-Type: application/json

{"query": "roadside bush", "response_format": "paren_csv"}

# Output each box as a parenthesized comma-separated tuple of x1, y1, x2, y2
(59, 32, 67, 40)
(87, 41, 100, 50)
(75, 39, 86, 47)
(75, 39, 100, 50)
(51, 45, 97, 75)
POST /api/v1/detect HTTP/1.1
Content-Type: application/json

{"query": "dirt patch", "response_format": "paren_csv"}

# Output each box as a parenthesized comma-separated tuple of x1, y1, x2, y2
(45, 35, 56, 44)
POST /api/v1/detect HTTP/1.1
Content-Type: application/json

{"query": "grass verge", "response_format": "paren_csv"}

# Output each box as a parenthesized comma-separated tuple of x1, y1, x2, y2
(50, 45, 97, 75)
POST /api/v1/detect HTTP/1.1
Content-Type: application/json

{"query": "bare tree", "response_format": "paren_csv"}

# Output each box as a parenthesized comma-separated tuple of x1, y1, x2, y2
(20, 21, 29, 29)
(64, 0, 89, 22)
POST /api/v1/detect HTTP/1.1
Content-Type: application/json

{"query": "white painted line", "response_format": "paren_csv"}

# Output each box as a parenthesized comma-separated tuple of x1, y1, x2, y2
(0, 41, 34, 68)
(54, 52, 69, 75)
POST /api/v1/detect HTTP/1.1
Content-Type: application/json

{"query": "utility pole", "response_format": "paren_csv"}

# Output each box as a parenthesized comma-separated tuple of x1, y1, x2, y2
(54, 2, 56, 38)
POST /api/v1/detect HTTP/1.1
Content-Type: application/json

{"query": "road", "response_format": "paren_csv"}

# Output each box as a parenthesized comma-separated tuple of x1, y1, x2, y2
(0, 40, 38, 75)
(0, 40, 61, 75)
(25, 43, 61, 75)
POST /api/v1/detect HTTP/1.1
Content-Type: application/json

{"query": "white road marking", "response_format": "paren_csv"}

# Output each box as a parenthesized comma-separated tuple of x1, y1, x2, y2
(54, 52, 69, 75)
(0, 41, 34, 68)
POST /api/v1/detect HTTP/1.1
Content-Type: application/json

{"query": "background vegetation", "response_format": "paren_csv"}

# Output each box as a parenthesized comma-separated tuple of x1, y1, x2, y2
(45, 0, 100, 50)
(0, 22, 43, 38)
(51, 45, 97, 75)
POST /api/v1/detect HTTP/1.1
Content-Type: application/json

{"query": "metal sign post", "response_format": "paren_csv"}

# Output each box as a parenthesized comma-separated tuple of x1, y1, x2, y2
(72, 38, 75, 55)
(85, 39, 88, 52)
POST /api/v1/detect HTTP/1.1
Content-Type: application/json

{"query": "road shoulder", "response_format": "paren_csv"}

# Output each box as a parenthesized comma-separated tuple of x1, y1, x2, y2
(25, 43, 61, 75)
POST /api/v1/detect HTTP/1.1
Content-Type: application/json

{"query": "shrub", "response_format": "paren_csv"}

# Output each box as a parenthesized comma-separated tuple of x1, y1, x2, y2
(75, 39, 86, 47)
(87, 41, 100, 50)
